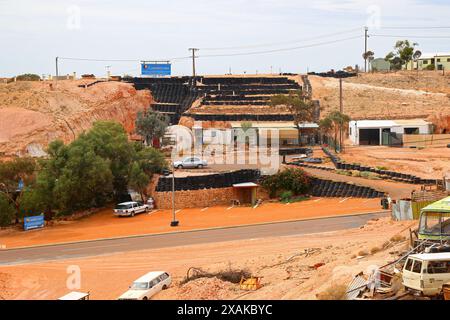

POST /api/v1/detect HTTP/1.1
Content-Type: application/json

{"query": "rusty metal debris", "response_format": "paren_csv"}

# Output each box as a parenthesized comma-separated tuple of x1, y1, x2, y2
(239, 276, 263, 291)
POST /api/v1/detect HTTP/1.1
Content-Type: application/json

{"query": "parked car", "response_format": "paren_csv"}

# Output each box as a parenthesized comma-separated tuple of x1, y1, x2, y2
(173, 157, 207, 169)
(118, 271, 172, 300)
(58, 291, 90, 300)
(114, 201, 150, 217)
(402, 253, 450, 297)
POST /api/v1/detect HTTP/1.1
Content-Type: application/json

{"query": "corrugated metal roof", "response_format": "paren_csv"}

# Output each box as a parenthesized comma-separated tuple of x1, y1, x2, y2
(346, 274, 369, 300)
(422, 196, 450, 213)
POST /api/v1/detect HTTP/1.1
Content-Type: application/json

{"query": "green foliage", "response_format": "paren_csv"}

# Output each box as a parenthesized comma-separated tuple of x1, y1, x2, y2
(28, 121, 167, 216)
(280, 191, 294, 202)
(0, 194, 15, 227)
(0, 157, 36, 223)
(270, 90, 315, 129)
(15, 74, 41, 81)
(322, 111, 351, 152)
(261, 168, 311, 198)
(129, 162, 150, 200)
(385, 40, 419, 70)
(81, 121, 136, 196)
(425, 64, 435, 71)
(135, 109, 170, 146)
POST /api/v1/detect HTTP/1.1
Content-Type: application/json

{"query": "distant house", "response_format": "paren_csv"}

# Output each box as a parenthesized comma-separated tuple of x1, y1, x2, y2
(370, 58, 391, 72)
(404, 52, 450, 71)
(349, 119, 432, 146)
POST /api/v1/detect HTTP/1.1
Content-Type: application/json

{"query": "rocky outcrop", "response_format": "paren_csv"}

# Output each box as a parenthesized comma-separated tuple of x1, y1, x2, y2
(0, 80, 151, 157)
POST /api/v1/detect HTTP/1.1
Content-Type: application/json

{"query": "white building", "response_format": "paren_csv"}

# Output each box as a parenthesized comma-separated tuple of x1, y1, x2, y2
(349, 119, 432, 146)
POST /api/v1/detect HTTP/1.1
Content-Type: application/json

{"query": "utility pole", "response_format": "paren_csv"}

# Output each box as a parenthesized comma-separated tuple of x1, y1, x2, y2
(189, 48, 199, 78)
(364, 27, 369, 73)
(55, 56, 59, 80)
(339, 78, 344, 152)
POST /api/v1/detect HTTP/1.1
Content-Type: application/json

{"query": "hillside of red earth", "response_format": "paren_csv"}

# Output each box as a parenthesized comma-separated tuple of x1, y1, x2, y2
(0, 80, 151, 158)
(311, 71, 450, 122)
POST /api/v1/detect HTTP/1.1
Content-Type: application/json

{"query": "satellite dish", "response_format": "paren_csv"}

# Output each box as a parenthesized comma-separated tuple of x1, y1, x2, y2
(413, 50, 422, 60)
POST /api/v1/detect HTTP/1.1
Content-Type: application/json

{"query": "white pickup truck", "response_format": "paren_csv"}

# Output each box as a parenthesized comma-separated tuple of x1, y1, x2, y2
(114, 201, 150, 217)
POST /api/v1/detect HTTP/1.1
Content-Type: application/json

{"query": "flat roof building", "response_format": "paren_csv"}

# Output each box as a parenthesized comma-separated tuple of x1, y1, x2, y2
(349, 119, 432, 146)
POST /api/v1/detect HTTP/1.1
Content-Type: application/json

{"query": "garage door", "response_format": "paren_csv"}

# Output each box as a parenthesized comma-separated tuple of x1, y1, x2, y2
(359, 129, 380, 146)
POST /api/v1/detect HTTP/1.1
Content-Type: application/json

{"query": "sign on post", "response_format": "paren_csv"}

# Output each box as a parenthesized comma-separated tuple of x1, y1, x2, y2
(141, 62, 171, 77)
(24, 214, 45, 231)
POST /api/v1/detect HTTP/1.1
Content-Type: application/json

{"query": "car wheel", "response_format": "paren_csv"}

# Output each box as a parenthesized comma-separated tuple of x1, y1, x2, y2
(142, 297, 148, 300)
(177, 165, 183, 169)
(131, 212, 135, 217)
(145, 207, 149, 213)
(197, 165, 203, 169)
(162, 285, 167, 290)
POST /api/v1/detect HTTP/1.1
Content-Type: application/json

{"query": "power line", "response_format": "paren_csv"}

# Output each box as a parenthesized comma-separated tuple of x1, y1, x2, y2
(199, 27, 362, 51)
(370, 34, 450, 39)
(380, 26, 450, 30)
(197, 35, 364, 58)
(58, 56, 192, 62)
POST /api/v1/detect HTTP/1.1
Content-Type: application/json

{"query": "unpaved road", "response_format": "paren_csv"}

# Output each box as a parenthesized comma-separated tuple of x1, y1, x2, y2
(0, 212, 387, 266)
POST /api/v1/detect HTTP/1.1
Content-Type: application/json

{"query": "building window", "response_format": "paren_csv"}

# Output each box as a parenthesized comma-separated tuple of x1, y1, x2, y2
(423, 60, 428, 65)
(437, 59, 441, 63)
(447, 58, 450, 62)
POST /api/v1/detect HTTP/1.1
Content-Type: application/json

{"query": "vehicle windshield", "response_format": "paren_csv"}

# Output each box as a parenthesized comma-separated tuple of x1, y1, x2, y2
(116, 204, 132, 210)
(419, 212, 450, 236)
(131, 282, 149, 290)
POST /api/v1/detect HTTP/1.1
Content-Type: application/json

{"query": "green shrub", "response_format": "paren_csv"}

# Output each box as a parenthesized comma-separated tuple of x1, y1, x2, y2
(15, 74, 41, 81)
(280, 191, 293, 202)
(376, 166, 389, 171)
(0, 194, 15, 227)
(261, 168, 311, 198)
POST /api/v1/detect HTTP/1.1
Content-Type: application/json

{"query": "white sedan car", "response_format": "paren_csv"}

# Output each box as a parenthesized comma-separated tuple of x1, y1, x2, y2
(118, 271, 172, 300)
(173, 157, 208, 169)
(114, 201, 150, 217)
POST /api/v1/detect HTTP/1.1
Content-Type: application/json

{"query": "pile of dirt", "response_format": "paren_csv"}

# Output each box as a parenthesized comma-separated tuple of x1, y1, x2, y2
(340, 145, 450, 179)
(0, 80, 151, 158)
(310, 71, 450, 120)
(0, 272, 13, 300)
(158, 277, 236, 300)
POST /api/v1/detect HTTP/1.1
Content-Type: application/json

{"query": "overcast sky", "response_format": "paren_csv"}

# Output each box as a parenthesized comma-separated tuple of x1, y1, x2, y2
(1, 0, 449, 77)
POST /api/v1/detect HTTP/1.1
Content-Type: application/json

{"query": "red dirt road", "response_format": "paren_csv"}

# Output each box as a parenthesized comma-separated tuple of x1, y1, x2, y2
(0, 198, 381, 249)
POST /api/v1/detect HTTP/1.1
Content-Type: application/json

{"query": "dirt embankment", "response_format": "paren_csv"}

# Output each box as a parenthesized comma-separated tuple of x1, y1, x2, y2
(0, 80, 151, 157)
(0, 217, 414, 300)
(310, 71, 450, 121)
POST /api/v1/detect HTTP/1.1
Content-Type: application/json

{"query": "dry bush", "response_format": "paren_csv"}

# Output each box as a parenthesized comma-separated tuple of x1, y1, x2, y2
(358, 250, 369, 257)
(390, 235, 407, 243)
(370, 246, 381, 254)
(316, 283, 348, 300)
(181, 266, 251, 286)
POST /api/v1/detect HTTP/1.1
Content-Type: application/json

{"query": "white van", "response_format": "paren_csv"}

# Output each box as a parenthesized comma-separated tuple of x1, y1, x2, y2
(402, 253, 450, 297)
(118, 271, 171, 300)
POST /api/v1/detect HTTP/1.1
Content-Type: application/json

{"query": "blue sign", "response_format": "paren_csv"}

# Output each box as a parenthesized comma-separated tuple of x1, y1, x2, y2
(141, 63, 171, 76)
(24, 214, 45, 231)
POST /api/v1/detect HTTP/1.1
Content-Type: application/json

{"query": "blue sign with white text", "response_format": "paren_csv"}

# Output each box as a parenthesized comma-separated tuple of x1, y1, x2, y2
(24, 215, 45, 231)
(141, 63, 171, 76)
